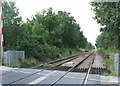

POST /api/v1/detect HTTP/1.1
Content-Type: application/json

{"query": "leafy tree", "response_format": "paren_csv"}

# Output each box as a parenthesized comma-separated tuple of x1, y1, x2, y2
(2, 1, 22, 50)
(91, 2, 120, 51)
(3, 1, 94, 61)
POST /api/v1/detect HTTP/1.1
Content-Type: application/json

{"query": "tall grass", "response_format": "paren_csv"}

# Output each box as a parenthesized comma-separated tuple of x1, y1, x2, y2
(97, 48, 119, 76)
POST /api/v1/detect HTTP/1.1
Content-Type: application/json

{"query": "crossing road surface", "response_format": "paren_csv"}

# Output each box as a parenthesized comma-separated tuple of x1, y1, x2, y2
(1, 67, 100, 85)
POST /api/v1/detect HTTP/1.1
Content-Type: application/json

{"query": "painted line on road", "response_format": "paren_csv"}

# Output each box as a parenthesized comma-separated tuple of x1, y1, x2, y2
(64, 75, 100, 82)
(29, 71, 57, 84)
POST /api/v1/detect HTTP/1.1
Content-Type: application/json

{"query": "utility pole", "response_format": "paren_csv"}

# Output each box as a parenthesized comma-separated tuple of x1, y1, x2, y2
(0, 0, 3, 65)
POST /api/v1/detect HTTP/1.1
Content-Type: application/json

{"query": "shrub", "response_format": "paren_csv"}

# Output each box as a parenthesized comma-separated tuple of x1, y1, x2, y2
(18, 58, 38, 68)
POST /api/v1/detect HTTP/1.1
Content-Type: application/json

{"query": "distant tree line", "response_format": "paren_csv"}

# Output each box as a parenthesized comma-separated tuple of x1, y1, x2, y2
(2, 1, 94, 61)
(91, 2, 120, 52)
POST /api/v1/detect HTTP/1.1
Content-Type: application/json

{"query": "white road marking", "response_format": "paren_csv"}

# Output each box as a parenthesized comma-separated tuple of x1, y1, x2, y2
(29, 71, 57, 84)
(19, 70, 31, 74)
(29, 76, 46, 84)
(87, 78, 100, 82)
(65, 76, 100, 82)
(65, 76, 84, 79)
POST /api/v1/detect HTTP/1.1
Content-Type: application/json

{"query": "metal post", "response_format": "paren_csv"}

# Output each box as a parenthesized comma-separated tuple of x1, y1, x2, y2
(114, 53, 119, 74)
(0, 0, 3, 66)
(8, 51, 10, 66)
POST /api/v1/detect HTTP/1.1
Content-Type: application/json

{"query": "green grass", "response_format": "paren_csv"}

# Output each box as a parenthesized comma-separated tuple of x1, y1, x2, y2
(9, 64, 20, 68)
(103, 55, 114, 71)
(102, 72, 118, 76)
(43, 63, 55, 69)
(97, 48, 119, 76)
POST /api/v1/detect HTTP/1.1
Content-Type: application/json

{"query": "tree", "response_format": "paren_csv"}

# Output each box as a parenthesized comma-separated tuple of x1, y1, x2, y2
(91, 2, 120, 51)
(2, 1, 22, 50)
(3, 1, 93, 61)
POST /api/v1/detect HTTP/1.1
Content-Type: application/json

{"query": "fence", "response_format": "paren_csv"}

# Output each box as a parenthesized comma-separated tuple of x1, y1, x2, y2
(3, 51, 25, 66)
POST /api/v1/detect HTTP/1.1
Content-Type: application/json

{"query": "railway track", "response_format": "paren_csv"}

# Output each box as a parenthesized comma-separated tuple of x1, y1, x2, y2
(33, 51, 92, 69)
(4, 51, 110, 85)
(32, 52, 86, 69)
(32, 51, 110, 75)
(4, 52, 86, 85)
(50, 51, 95, 86)
(48, 52, 111, 75)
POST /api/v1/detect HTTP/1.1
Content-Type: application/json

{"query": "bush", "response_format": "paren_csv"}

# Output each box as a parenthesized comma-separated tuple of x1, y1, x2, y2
(43, 63, 55, 69)
(75, 48, 85, 52)
(97, 48, 106, 58)
(22, 43, 84, 65)
(9, 64, 20, 68)
(97, 48, 118, 75)
(26, 44, 74, 62)
(18, 58, 38, 68)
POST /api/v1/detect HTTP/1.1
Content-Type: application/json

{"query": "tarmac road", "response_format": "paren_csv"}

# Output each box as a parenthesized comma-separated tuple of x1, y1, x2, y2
(0, 66, 100, 85)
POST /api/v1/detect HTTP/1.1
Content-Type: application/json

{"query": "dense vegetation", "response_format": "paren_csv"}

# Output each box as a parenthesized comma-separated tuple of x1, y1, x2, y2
(91, 2, 120, 73)
(2, 1, 94, 64)
(91, 2, 119, 52)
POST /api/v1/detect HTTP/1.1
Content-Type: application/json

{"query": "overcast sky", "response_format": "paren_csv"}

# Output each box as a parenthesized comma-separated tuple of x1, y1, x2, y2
(14, 0, 101, 45)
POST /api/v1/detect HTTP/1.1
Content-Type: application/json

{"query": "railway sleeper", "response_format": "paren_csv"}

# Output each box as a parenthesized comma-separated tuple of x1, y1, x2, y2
(52, 66, 111, 75)
(91, 67, 111, 75)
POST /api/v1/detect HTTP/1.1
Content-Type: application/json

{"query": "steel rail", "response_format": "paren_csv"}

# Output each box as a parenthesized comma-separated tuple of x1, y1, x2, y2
(82, 53, 95, 86)
(31, 52, 83, 69)
(5, 52, 83, 85)
(50, 51, 94, 86)
(48, 53, 82, 64)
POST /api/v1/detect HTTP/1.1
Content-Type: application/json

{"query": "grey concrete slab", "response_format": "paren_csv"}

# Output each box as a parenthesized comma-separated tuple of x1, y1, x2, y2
(1, 68, 101, 85)
(2, 71, 30, 84)
(88, 74, 100, 80)
(38, 71, 86, 84)
(87, 79, 100, 84)
(1, 69, 21, 77)
(66, 72, 86, 79)
(13, 74, 43, 84)
(2, 68, 42, 84)
(38, 71, 100, 85)
(1, 70, 19, 79)
(1, 68, 41, 78)
(12, 70, 53, 84)
(38, 71, 66, 84)
(56, 77, 84, 84)
(87, 74, 100, 84)
(1, 69, 40, 80)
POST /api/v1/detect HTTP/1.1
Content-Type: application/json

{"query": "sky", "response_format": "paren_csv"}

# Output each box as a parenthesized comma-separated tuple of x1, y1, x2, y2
(14, 0, 101, 45)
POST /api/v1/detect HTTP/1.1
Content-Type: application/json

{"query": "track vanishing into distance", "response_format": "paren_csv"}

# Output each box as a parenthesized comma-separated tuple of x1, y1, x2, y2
(49, 51, 95, 86)
(3, 51, 111, 85)
(33, 51, 111, 75)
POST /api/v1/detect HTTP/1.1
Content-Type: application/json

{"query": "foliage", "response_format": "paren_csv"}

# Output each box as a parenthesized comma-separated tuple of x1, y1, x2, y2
(43, 63, 55, 69)
(97, 48, 117, 75)
(102, 72, 118, 76)
(91, 2, 120, 52)
(103, 54, 114, 71)
(9, 64, 20, 68)
(3, 1, 94, 62)
(97, 48, 108, 58)
(18, 58, 38, 68)
(91, 2, 120, 75)
(2, 1, 22, 50)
